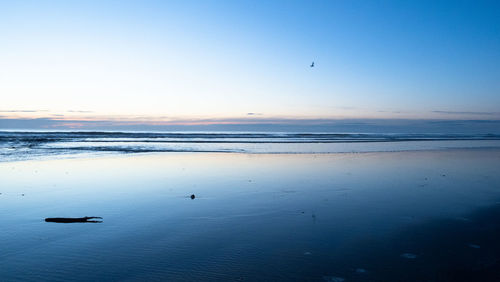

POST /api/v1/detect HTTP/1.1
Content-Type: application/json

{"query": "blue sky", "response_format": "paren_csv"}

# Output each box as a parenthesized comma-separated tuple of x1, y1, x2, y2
(1, 0, 499, 130)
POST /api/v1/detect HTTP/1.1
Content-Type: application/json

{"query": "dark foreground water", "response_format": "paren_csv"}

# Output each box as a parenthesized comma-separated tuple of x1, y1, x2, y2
(1, 148, 500, 281)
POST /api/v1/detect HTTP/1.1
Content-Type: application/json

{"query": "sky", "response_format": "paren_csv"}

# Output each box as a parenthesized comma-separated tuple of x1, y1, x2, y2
(1, 0, 500, 131)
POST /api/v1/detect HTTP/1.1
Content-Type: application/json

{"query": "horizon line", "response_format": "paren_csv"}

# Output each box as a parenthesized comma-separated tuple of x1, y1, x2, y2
(2, 117, 500, 134)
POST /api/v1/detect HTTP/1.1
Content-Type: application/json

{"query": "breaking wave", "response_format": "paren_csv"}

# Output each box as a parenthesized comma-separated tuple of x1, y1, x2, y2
(1, 131, 500, 162)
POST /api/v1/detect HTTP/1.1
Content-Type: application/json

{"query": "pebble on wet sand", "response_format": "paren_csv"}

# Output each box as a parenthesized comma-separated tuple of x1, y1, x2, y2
(323, 276, 345, 282)
(355, 268, 366, 273)
(400, 253, 417, 259)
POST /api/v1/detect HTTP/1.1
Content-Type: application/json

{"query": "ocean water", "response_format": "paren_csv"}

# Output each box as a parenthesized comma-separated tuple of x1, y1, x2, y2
(1, 132, 500, 281)
(1, 131, 500, 162)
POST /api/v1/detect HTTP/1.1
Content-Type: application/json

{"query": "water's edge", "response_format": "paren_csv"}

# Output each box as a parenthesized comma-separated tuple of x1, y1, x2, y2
(2, 131, 500, 162)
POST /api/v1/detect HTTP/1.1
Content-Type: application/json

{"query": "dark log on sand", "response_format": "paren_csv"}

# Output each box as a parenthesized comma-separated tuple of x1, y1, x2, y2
(45, 216, 102, 223)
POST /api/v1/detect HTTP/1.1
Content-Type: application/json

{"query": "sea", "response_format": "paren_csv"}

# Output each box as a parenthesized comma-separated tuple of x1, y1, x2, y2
(1, 131, 500, 162)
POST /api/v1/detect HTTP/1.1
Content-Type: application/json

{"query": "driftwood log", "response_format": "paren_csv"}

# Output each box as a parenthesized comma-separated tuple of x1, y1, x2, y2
(45, 216, 102, 223)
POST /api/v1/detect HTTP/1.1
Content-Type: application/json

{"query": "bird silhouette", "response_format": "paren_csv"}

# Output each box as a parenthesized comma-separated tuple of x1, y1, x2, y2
(310, 61, 314, 67)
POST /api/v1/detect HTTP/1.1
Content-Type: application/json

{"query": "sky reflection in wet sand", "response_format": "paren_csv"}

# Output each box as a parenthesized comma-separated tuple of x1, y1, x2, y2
(1, 150, 500, 281)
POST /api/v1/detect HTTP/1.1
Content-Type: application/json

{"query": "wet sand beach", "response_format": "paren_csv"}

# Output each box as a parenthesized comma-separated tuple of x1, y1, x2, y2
(1, 149, 500, 281)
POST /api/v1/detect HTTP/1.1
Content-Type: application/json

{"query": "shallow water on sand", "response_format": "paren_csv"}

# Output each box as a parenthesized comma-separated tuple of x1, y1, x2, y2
(1, 150, 500, 281)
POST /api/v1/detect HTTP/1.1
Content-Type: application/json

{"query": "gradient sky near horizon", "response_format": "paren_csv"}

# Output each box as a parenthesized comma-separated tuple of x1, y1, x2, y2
(1, 0, 500, 127)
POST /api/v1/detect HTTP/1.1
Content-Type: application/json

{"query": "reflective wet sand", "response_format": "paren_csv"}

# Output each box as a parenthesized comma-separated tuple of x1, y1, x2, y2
(1, 149, 500, 281)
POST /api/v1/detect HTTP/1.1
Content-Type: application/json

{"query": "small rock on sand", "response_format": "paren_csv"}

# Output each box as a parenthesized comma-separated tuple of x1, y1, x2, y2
(401, 253, 417, 259)
(355, 268, 366, 273)
(323, 276, 345, 282)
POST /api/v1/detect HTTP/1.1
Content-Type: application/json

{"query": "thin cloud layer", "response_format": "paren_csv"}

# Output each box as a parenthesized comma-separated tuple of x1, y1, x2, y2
(432, 111, 497, 116)
(0, 110, 48, 113)
(67, 110, 95, 113)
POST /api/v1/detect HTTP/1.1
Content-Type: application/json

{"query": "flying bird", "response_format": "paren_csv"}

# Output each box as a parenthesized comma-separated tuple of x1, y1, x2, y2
(310, 61, 314, 67)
